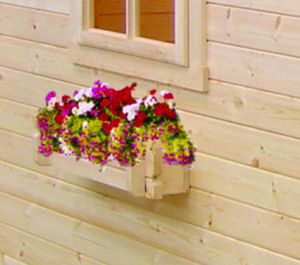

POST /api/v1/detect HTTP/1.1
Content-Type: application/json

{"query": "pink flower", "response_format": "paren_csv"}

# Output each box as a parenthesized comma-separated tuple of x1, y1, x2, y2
(46, 91, 56, 103)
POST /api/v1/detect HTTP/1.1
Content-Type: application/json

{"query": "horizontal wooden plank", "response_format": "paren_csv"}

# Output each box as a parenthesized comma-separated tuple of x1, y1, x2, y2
(0, 35, 157, 94)
(2, 256, 29, 265)
(0, 4, 68, 47)
(208, 42, 300, 97)
(0, 192, 199, 265)
(0, 98, 37, 137)
(0, 222, 106, 265)
(192, 152, 300, 220)
(0, 0, 70, 14)
(0, 67, 84, 107)
(208, 0, 300, 17)
(0, 166, 299, 265)
(3, 66, 300, 140)
(208, 4, 300, 57)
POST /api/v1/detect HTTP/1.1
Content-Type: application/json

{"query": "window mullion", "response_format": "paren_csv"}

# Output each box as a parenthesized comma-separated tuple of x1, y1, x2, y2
(127, 0, 139, 40)
(175, 0, 188, 65)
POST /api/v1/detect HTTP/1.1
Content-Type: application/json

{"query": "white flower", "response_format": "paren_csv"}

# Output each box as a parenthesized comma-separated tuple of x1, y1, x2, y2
(122, 100, 142, 121)
(144, 95, 157, 107)
(168, 101, 175, 109)
(101, 83, 109, 88)
(72, 107, 79, 116)
(47, 97, 57, 110)
(74, 89, 86, 101)
(58, 137, 72, 156)
(82, 121, 88, 130)
(77, 101, 95, 115)
(85, 87, 93, 98)
(159, 90, 170, 97)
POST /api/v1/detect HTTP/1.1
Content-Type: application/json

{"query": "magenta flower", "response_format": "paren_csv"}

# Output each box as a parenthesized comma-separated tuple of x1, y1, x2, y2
(45, 91, 56, 103)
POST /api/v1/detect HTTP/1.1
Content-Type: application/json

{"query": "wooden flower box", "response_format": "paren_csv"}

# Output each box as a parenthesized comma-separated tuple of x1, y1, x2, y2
(33, 133, 190, 199)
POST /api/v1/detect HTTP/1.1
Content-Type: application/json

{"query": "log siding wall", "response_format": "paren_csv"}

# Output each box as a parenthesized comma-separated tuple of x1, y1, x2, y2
(1, 1, 300, 264)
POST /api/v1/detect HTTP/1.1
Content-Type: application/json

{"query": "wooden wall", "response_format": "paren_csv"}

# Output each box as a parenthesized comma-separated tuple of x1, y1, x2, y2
(1, 0, 300, 264)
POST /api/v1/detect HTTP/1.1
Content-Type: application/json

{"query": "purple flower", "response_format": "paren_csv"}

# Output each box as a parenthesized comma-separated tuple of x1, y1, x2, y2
(91, 86, 102, 99)
(94, 80, 101, 86)
(90, 109, 99, 116)
(45, 91, 56, 103)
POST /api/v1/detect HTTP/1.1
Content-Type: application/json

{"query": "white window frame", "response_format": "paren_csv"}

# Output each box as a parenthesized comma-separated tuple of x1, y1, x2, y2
(70, 0, 208, 91)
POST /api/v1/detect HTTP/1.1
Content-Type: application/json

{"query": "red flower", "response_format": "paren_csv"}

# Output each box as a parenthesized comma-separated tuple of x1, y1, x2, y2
(134, 112, 148, 127)
(109, 101, 120, 115)
(110, 118, 121, 128)
(130, 82, 137, 90)
(154, 103, 167, 116)
(118, 110, 127, 120)
(62, 103, 71, 117)
(98, 112, 109, 121)
(102, 122, 112, 134)
(154, 103, 175, 119)
(55, 102, 60, 112)
(101, 98, 110, 107)
(165, 109, 175, 119)
(164, 92, 174, 100)
(125, 98, 136, 105)
(54, 113, 64, 125)
(61, 95, 70, 103)
(150, 89, 156, 95)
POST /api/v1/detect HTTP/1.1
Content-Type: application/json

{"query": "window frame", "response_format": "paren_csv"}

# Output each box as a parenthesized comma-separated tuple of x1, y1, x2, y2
(80, 0, 188, 66)
(70, 0, 208, 92)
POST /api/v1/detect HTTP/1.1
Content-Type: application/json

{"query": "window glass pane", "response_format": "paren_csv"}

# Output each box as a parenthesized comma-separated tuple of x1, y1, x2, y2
(94, 0, 126, 33)
(139, 0, 175, 43)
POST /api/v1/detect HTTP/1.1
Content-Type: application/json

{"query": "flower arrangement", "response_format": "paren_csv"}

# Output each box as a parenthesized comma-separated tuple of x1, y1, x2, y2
(36, 80, 196, 171)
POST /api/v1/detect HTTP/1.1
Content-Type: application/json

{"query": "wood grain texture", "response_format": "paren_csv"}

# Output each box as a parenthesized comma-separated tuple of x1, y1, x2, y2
(3, 66, 300, 140)
(1, 256, 29, 265)
(0, 35, 156, 92)
(208, 0, 300, 16)
(0, 98, 37, 137)
(192, 152, 300, 219)
(0, 0, 70, 14)
(208, 42, 300, 97)
(208, 4, 300, 57)
(4, 35, 300, 136)
(2, 131, 300, 260)
(3, 91, 300, 221)
(0, 67, 84, 107)
(0, 192, 199, 265)
(3, 93, 300, 183)
(0, 4, 68, 47)
(0, 223, 106, 265)
(0, 163, 300, 265)
(3, 104, 300, 222)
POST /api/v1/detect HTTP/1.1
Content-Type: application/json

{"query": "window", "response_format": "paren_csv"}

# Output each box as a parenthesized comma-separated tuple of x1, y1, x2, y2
(70, 0, 207, 91)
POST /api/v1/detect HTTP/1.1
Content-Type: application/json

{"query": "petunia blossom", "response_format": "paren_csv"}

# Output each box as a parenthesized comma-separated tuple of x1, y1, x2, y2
(82, 121, 89, 130)
(122, 99, 142, 121)
(77, 101, 95, 115)
(46, 91, 56, 103)
(47, 97, 57, 110)
(144, 95, 157, 107)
